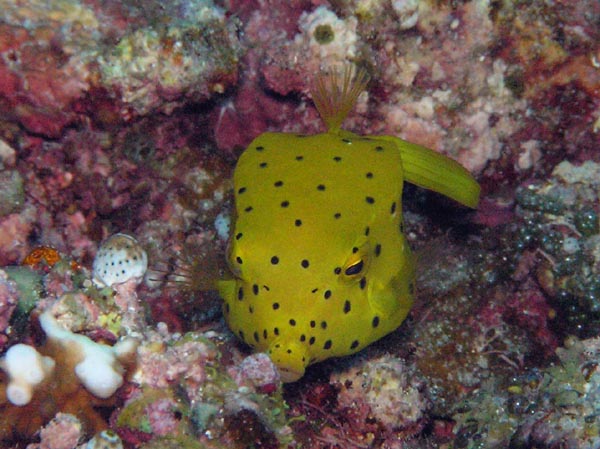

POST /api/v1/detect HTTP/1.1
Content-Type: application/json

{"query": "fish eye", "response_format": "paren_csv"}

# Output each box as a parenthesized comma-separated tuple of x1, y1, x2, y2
(344, 260, 363, 276)
(340, 243, 369, 282)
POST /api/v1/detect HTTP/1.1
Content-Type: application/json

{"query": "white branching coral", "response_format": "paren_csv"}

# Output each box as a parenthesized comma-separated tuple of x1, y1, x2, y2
(1, 344, 55, 406)
(0, 311, 138, 406)
(39, 311, 138, 399)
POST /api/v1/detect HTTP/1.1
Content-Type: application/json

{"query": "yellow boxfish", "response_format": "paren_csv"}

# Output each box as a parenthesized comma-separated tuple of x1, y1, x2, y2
(218, 66, 480, 382)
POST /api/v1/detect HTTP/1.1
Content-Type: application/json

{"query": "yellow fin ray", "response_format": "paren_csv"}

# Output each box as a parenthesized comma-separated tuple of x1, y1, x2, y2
(376, 135, 480, 208)
(311, 65, 370, 133)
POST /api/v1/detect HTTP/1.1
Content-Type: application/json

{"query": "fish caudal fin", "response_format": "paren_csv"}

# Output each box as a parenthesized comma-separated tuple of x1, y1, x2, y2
(312, 64, 370, 133)
(379, 136, 480, 208)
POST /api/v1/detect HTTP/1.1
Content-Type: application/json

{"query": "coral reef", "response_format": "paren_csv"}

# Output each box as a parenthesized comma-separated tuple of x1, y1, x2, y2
(0, 0, 598, 447)
(0, 0, 241, 137)
(453, 336, 600, 448)
(515, 161, 600, 338)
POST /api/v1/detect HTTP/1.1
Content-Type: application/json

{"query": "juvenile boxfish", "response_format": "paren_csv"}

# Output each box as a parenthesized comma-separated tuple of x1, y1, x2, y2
(218, 67, 480, 382)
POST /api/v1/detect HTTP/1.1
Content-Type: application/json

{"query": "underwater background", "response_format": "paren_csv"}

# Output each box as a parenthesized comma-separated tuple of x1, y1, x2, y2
(0, 0, 599, 448)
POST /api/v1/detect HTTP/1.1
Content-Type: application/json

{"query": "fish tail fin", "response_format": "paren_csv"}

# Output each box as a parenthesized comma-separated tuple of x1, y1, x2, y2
(311, 64, 370, 133)
(379, 136, 480, 208)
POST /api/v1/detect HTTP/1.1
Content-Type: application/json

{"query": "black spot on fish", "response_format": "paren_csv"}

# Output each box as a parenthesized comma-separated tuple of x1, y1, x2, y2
(296, 155, 304, 161)
(359, 277, 367, 290)
(375, 244, 382, 257)
(272, 302, 280, 310)
(320, 321, 327, 329)
(238, 187, 246, 194)
(256, 146, 264, 151)
(323, 340, 332, 350)
(391, 201, 397, 214)
(271, 256, 279, 265)
(375, 145, 384, 152)
(263, 329, 268, 339)
(324, 290, 332, 299)
(253, 331, 259, 342)
(372, 316, 380, 328)
(334, 267, 342, 275)
(350, 340, 359, 350)
(274, 327, 280, 335)
(259, 162, 267, 168)
(366, 196, 375, 204)
(366, 172, 373, 179)
(333, 156, 342, 162)
(334, 212, 341, 219)
(252, 284, 259, 295)
(341, 138, 352, 144)
(301, 259, 310, 268)
(310, 320, 316, 328)
(281, 200, 289, 208)
(300, 334, 306, 342)
(343, 300, 351, 314)
(274, 180, 284, 187)
(295, 219, 303, 226)
(317, 184, 326, 191)
(237, 287, 244, 300)
(235, 233, 243, 240)
(244, 206, 253, 212)
(236, 256, 243, 264)
(309, 336, 316, 345)
(364, 226, 370, 236)
(289, 319, 296, 326)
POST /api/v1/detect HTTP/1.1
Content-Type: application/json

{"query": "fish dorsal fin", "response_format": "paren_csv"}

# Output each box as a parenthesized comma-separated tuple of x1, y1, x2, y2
(311, 64, 370, 133)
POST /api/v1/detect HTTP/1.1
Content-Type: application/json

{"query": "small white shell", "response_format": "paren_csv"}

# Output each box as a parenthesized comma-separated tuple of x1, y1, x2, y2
(92, 233, 148, 287)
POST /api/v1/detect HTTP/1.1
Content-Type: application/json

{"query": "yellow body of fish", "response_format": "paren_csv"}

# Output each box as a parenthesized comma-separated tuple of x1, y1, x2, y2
(218, 67, 480, 382)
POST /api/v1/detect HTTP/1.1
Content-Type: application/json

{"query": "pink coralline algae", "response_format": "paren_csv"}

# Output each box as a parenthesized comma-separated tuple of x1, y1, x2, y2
(333, 357, 432, 441)
(0, 270, 19, 351)
(229, 352, 281, 393)
(132, 326, 217, 393)
(0, 0, 241, 137)
(25, 413, 83, 449)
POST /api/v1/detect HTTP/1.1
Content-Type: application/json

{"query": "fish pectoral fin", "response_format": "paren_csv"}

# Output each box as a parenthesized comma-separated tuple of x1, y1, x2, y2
(378, 135, 481, 209)
(267, 340, 309, 383)
(217, 279, 237, 302)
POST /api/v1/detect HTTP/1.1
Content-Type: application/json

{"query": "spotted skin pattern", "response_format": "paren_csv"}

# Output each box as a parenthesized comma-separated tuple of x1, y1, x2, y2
(219, 69, 480, 382)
